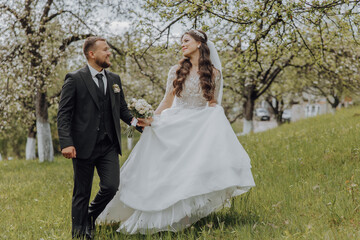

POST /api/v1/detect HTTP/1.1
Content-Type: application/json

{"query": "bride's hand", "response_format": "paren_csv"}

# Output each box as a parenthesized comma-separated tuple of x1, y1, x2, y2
(137, 117, 153, 127)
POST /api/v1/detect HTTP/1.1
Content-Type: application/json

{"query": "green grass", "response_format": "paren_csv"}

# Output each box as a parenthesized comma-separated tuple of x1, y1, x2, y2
(1, 106, 360, 239)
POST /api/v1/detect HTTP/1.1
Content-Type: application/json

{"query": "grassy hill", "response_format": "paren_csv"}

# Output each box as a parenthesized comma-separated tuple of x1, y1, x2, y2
(1, 106, 359, 239)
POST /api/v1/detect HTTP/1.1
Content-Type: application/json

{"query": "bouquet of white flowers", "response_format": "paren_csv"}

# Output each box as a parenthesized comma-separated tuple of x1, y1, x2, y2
(125, 98, 154, 138)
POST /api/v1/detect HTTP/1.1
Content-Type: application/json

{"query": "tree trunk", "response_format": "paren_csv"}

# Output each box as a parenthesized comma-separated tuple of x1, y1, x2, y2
(26, 124, 36, 160)
(275, 112, 283, 126)
(0, 138, 7, 160)
(273, 99, 284, 126)
(329, 106, 336, 115)
(330, 96, 340, 114)
(242, 119, 254, 135)
(242, 84, 256, 135)
(36, 91, 54, 162)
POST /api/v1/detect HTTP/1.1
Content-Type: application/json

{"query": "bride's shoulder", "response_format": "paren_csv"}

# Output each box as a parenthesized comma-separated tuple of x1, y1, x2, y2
(169, 64, 180, 73)
(166, 65, 179, 82)
(212, 66, 221, 77)
(167, 65, 180, 79)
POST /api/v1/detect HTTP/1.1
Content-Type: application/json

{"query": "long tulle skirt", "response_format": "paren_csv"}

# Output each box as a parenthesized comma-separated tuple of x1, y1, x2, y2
(96, 106, 255, 234)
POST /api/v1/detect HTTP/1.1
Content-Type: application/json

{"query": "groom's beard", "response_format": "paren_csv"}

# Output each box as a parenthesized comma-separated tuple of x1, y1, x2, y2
(95, 58, 111, 69)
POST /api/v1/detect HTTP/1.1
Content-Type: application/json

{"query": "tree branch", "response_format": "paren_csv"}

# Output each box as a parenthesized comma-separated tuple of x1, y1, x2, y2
(291, 17, 316, 59)
(140, 13, 187, 58)
(40, 0, 53, 26)
(50, 33, 92, 66)
(185, 0, 254, 25)
(0, 4, 20, 20)
(256, 55, 294, 98)
(107, 42, 126, 56)
(229, 112, 243, 124)
(59, 34, 92, 52)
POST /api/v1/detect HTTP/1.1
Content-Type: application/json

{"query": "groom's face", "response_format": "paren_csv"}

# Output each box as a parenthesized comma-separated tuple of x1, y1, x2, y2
(93, 40, 111, 69)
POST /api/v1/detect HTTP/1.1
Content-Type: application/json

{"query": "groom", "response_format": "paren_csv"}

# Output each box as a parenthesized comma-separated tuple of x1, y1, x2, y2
(57, 36, 148, 239)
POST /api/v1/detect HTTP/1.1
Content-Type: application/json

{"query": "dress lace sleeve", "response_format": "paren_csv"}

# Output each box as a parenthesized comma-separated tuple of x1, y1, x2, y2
(213, 69, 221, 101)
(165, 65, 178, 95)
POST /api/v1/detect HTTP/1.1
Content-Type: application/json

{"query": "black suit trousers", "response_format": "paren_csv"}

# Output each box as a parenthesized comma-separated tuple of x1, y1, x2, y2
(71, 137, 119, 237)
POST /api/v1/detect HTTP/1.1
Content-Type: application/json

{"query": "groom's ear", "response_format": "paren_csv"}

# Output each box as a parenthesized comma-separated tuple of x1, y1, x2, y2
(88, 51, 95, 59)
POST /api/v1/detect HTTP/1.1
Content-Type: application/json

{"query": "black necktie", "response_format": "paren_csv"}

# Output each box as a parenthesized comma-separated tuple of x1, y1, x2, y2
(95, 73, 105, 95)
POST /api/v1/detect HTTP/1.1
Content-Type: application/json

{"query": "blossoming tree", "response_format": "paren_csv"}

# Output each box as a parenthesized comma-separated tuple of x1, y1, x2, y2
(0, 0, 94, 161)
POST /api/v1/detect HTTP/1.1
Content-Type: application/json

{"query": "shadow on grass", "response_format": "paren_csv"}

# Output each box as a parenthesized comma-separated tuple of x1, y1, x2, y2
(193, 208, 260, 229)
(96, 208, 260, 239)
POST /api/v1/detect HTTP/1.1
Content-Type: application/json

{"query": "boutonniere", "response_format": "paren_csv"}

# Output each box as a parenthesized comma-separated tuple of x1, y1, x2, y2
(112, 84, 121, 93)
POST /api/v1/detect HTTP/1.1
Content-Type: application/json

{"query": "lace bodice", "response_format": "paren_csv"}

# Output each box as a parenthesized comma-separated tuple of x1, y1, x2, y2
(165, 65, 221, 109)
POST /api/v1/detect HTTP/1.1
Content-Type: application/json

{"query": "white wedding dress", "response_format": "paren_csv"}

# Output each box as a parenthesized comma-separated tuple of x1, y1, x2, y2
(96, 65, 256, 234)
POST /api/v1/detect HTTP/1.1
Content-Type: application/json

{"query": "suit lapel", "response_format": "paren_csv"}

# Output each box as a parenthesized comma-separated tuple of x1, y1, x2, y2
(80, 66, 100, 110)
(105, 70, 116, 111)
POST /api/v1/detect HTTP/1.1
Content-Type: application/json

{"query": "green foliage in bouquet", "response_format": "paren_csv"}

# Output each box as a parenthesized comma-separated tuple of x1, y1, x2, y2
(125, 98, 154, 138)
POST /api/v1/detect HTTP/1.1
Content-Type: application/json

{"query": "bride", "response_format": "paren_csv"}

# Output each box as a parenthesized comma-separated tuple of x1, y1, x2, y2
(96, 29, 256, 234)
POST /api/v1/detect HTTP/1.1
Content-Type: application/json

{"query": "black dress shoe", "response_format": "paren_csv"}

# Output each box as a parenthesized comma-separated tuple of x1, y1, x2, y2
(85, 215, 95, 239)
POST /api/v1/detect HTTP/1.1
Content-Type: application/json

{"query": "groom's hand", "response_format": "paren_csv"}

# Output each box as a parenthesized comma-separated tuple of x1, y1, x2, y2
(62, 146, 77, 159)
(137, 117, 153, 127)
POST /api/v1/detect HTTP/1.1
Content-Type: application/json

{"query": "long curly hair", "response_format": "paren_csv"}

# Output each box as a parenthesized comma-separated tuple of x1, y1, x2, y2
(173, 30, 215, 101)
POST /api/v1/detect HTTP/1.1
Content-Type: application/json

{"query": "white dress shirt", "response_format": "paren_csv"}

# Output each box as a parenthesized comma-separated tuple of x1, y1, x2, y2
(87, 63, 107, 95)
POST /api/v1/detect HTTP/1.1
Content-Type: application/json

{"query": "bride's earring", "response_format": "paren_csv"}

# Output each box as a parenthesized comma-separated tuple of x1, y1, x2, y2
(197, 45, 200, 48)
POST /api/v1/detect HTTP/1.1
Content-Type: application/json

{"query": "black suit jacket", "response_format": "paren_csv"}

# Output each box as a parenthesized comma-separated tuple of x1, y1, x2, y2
(57, 65, 133, 159)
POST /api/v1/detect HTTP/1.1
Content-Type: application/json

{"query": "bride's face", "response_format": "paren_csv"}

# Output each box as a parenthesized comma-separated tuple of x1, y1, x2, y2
(181, 34, 200, 57)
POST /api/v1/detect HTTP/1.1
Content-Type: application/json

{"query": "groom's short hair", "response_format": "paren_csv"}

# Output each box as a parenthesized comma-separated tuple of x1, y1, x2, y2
(83, 36, 106, 59)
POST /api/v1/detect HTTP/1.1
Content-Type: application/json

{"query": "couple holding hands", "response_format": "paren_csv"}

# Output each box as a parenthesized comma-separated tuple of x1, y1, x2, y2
(57, 29, 255, 239)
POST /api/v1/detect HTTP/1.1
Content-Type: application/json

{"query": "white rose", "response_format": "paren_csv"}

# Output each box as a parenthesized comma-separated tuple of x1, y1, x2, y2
(135, 102, 142, 111)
